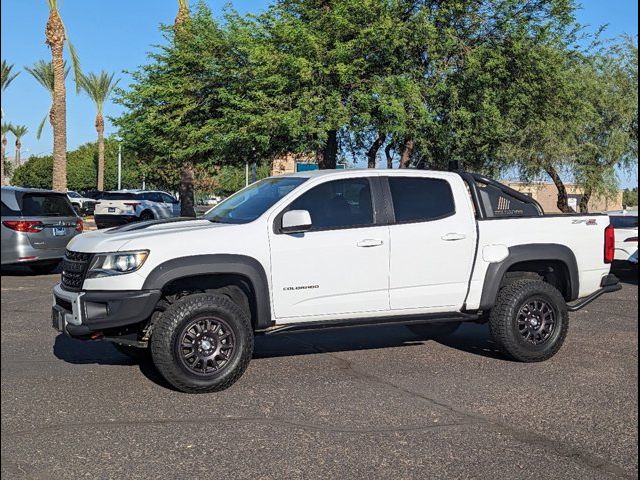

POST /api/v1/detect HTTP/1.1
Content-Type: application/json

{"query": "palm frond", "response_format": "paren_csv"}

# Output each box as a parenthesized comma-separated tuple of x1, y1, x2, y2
(80, 71, 119, 112)
(1, 122, 14, 136)
(1, 60, 20, 91)
(9, 124, 28, 139)
(36, 115, 48, 140)
(25, 60, 69, 96)
(67, 39, 83, 93)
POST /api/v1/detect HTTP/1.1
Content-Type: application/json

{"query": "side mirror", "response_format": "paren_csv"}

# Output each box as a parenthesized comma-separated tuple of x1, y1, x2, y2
(281, 210, 312, 234)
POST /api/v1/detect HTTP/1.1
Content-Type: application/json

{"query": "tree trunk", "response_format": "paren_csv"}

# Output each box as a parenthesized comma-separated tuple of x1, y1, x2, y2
(15, 139, 21, 167)
(579, 189, 592, 214)
(96, 113, 105, 191)
(385, 143, 394, 169)
(545, 165, 575, 213)
(179, 162, 196, 217)
(46, 9, 67, 192)
(317, 130, 338, 169)
(1, 136, 5, 186)
(399, 139, 415, 168)
(366, 132, 385, 169)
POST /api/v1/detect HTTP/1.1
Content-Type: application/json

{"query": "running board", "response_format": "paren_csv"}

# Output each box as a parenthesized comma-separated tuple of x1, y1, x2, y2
(567, 274, 622, 312)
(258, 312, 481, 336)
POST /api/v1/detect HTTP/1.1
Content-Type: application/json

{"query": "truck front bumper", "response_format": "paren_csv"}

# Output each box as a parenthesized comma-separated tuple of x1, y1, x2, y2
(52, 283, 161, 337)
(566, 274, 622, 312)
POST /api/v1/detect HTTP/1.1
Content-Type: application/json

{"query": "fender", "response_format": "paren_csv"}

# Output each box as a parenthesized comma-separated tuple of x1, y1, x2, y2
(478, 244, 579, 311)
(142, 254, 272, 329)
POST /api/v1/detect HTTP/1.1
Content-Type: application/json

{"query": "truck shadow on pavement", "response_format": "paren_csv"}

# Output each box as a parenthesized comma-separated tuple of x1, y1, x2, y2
(53, 322, 505, 390)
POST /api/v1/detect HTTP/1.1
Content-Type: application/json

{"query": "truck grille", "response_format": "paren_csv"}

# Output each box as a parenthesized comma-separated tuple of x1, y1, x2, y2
(61, 250, 92, 291)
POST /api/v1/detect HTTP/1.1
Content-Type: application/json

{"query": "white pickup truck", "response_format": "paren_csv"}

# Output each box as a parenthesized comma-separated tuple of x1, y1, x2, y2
(52, 168, 621, 393)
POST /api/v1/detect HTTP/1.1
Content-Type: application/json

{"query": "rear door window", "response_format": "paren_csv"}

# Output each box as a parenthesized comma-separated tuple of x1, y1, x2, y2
(388, 177, 455, 223)
(21, 194, 76, 217)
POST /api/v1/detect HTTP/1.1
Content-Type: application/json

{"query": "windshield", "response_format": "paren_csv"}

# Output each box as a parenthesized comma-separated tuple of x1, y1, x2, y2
(205, 177, 307, 224)
(67, 191, 81, 198)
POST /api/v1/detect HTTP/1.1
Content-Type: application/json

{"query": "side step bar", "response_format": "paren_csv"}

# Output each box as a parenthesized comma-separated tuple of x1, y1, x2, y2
(258, 312, 481, 336)
(567, 274, 622, 312)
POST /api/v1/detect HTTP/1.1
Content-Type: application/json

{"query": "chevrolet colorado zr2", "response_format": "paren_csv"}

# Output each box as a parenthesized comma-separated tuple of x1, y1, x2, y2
(52, 169, 621, 393)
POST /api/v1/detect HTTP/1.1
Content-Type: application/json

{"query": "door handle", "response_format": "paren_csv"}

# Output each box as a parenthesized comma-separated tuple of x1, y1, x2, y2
(441, 233, 466, 241)
(357, 239, 384, 248)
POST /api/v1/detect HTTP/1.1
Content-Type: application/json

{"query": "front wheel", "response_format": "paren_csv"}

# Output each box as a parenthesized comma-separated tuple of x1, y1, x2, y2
(150, 294, 254, 393)
(489, 280, 568, 362)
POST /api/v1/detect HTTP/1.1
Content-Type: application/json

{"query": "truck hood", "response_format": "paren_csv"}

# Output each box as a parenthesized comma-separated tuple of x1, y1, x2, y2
(67, 219, 230, 253)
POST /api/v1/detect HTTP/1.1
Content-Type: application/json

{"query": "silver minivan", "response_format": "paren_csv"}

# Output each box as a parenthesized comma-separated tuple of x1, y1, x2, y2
(1, 187, 83, 274)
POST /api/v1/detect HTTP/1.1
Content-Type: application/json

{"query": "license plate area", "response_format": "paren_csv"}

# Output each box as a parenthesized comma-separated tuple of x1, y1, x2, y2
(53, 227, 66, 236)
(108, 207, 116, 213)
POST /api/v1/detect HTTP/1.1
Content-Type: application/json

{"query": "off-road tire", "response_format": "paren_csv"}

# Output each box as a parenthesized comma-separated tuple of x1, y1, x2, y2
(489, 280, 568, 362)
(150, 293, 253, 393)
(407, 322, 461, 339)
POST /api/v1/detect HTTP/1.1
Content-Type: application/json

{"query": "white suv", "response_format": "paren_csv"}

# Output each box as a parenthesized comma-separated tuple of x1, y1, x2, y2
(94, 190, 180, 229)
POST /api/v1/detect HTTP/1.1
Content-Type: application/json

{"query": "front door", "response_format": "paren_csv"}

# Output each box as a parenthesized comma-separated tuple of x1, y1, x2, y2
(268, 177, 390, 321)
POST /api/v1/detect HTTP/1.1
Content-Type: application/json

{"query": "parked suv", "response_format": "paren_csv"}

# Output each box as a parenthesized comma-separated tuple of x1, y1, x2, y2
(53, 169, 620, 393)
(67, 191, 97, 215)
(94, 190, 180, 229)
(607, 210, 638, 265)
(2, 187, 83, 273)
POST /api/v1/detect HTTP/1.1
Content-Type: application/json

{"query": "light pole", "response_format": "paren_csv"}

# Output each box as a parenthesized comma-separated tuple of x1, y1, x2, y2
(117, 142, 122, 190)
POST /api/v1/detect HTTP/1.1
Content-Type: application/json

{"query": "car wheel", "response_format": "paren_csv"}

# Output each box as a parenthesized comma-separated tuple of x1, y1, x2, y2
(489, 280, 568, 362)
(139, 210, 154, 222)
(28, 261, 60, 275)
(407, 322, 461, 339)
(150, 293, 254, 393)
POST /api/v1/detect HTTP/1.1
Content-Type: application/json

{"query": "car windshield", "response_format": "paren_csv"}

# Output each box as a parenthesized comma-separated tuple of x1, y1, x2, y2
(68, 191, 81, 198)
(205, 177, 307, 224)
(610, 215, 639, 229)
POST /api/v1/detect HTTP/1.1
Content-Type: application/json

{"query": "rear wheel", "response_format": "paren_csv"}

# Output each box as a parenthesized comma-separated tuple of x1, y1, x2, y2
(489, 280, 568, 362)
(150, 293, 253, 393)
(407, 322, 461, 339)
(28, 261, 60, 275)
(139, 210, 154, 221)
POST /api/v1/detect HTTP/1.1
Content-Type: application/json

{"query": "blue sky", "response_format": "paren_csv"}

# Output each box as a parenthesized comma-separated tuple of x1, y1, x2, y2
(1, 0, 638, 187)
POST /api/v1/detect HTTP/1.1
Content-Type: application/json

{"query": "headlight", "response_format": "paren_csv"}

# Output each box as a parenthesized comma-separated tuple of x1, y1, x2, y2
(86, 250, 149, 278)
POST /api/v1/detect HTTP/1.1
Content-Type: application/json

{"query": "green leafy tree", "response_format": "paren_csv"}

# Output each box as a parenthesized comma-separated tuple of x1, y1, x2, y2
(80, 71, 119, 191)
(623, 188, 638, 207)
(11, 138, 143, 191)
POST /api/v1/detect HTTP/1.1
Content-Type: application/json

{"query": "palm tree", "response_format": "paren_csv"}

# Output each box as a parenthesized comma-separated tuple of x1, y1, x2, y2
(1, 60, 19, 92)
(25, 60, 70, 139)
(1, 61, 19, 185)
(175, 0, 190, 28)
(80, 72, 119, 191)
(45, 0, 81, 192)
(9, 125, 28, 168)
(1, 123, 13, 186)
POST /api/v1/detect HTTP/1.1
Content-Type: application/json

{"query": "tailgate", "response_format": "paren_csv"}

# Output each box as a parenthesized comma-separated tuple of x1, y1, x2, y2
(94, 200, 135, 216)
(27, 217, 80, 250)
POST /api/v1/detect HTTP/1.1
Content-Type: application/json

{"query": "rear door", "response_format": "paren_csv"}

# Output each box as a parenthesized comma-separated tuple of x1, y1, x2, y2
(386, 175, 477, 312)
(159, 192, 180, 217)
(19, 193, 79, 250)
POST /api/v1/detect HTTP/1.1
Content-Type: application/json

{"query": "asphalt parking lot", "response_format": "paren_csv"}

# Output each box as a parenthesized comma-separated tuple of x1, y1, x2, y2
(1, 267, 637, 479)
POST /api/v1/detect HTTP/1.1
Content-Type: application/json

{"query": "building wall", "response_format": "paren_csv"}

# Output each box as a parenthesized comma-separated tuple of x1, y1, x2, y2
(506, 182, 623, 213)
(271, 153, 315, 176)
